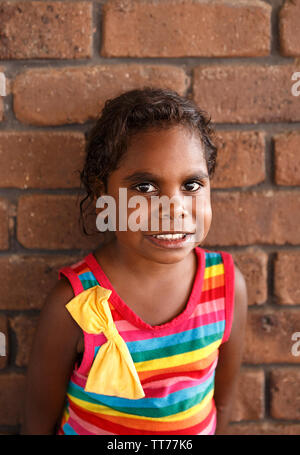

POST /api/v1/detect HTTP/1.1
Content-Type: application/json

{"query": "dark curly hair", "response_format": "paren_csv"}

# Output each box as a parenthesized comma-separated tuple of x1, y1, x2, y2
(79, 86, 218, 236)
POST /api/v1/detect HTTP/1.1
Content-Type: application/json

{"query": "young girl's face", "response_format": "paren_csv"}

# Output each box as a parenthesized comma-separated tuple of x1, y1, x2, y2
(97, 125, 212, 264)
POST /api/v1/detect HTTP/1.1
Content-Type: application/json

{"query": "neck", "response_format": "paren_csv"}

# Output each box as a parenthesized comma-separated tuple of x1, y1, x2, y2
(95, 237, 197, 281)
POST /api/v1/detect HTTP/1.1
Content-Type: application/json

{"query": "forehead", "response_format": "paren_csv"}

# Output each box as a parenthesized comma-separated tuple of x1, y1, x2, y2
(119, 125, 207, 176)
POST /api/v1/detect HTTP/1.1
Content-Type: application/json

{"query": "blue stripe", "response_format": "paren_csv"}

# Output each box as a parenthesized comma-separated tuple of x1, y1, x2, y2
(69, 371, 215, 409)
(78, 271, 97, 281)
(95, 320, 225, 352)
(62, 422, 78, 435)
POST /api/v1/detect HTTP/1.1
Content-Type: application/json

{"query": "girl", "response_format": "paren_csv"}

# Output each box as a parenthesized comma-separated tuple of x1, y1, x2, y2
(22, 87, 248, 435)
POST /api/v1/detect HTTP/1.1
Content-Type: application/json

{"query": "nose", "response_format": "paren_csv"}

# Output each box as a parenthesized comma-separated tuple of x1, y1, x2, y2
(160, 198, 189, 220)
(157, 194, 192, 233)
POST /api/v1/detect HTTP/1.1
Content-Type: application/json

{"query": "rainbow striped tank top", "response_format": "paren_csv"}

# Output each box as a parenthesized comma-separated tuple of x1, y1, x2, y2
(57, 246, 235, 435)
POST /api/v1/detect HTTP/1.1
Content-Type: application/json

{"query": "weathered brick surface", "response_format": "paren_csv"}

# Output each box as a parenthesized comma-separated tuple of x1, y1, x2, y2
(205, 190, 300, 246)
(102, 0, 271, 57)
(0, 198, 9, 250)
(0, 374, 26, 426)
(17, 194, 103, 250)
(274, 131, 300, 186)
(231, 248, 268, 306)
(211, 131, 266, 188)
(0, 0, 299, 435)
(10, 315, 39, 367)
(0, 1, 92, 59)
(13, 65, 189, 126)
(270, 368, 300, 420)
(0, 316, 8, 369)
(243, 308, 300, 364)
(227, 422, 300, 435)
(193, 64, 300, 123)
(0, 254, 83, 310)
(279, 0, 300, 57)
(0, 131, 85, 189)
(230, 369, 265, 421)
(274, 251, 300, 305)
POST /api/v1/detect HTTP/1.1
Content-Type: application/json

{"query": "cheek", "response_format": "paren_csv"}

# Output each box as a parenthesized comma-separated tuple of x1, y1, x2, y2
(121, 194, 151, 233)
(194, 194, 212, 235)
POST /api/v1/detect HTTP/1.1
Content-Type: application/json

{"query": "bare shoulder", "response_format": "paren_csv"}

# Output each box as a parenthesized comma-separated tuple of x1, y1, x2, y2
(34, 275, 82, 353)
(234, 263, 248, 314)
(231, 263, 248, 339)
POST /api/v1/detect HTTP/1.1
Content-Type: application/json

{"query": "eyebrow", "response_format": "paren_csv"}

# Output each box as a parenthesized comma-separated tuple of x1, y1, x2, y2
(122, 170, 209, 184)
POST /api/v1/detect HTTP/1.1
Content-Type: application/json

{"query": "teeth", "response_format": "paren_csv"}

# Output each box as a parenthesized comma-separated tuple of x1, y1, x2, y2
(151, 233, 186, 239)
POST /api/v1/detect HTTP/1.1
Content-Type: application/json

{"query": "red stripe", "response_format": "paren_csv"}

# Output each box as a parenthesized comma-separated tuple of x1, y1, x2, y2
(200, 284, 225, 303)
(68, 398, 215, 435)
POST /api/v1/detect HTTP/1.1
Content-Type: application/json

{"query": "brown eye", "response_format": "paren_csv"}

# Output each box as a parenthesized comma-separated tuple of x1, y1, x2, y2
(183, 181, 203, 192)
(133, 183, 156, 193)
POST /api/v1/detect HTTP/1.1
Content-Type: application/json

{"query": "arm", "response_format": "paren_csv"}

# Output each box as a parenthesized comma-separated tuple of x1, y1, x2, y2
(213, 264, 248, 435)
(21, 276, 82, 435)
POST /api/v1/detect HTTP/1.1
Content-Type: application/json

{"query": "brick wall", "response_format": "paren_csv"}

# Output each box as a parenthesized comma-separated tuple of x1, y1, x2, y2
(0, 0, 300, 435)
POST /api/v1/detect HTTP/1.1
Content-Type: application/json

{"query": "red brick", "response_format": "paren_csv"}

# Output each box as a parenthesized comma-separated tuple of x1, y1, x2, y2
(0, 198, 9, 250)
(0, 254, 83, 310)
(0, 373, 26, 426)
(13, 65, 189, 126)
(231, 248, 268, 306)
(17, 194, 103, 250)
(0, 131, 85, 189)
(0, 316, 8, 369)
(102, 0, 271, 57)
(279, 0, 300, 57)
(205, 190, 300, 246)
(193, 64, 300, 123)
(227, 422, 300, 435)
(270, 368, 300, 420)
(10, 315, 39, 367)
(211, 131, 266, 188)
(0, 1, 92, 59)
(274, 131, 300, 185)
(243, 308, 300, 364)
(230, 369, 264, 421)
(274, 251, 300, 305)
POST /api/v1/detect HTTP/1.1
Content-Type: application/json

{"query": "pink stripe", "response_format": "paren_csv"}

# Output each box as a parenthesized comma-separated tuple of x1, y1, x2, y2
(70, 370, 87, 388)
(68, 407, 114, 435)
(143, 357, 218, 391)
(111, 298, 225, 333)
(71, 357, 217, 399)
(114, 319, 140, 332)
(113, 309, 225, 343)
(191, 297, 225, 317)
(199, 410, 216, 435)
(143, 360, 217, 398)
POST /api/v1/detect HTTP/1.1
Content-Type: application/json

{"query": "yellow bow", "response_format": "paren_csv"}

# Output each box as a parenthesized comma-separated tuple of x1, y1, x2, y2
(65, 285, 145, 400)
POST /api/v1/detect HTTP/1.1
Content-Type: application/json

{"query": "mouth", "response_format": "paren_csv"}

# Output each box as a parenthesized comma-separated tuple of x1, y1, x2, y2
(144, 232, 195, 249)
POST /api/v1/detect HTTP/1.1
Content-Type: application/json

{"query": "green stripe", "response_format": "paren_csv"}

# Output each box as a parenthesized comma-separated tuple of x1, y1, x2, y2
(81, 279, 98, 290)
(205, 254, 222, 267)
(130, 331, 223, 363)
(67, 380, 214, 418)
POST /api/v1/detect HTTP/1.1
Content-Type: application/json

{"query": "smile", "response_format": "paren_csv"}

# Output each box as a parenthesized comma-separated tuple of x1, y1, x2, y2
(145, 232, 194, 249)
